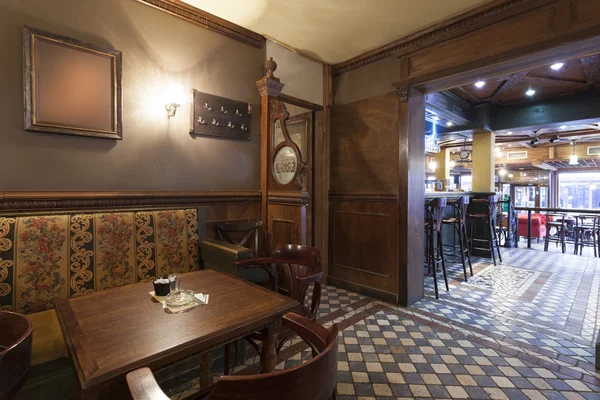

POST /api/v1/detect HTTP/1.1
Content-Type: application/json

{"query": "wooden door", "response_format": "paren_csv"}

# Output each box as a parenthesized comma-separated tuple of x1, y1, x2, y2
(266, 101, 314, 253)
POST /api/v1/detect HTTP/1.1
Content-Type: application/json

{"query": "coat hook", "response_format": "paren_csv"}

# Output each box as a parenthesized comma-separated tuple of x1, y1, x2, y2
(212, 119, 219, 126)
(204, 103, 213, 111)
(220, 106, 228, 114)
(227, 121, 235, 129)
(240, 124, 248, 131)
(235, 109, 243, 117)
(197, 116, 206, 125)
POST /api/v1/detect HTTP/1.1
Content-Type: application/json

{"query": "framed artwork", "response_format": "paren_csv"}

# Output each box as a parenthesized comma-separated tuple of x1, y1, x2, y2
(23, 26, 123, 139)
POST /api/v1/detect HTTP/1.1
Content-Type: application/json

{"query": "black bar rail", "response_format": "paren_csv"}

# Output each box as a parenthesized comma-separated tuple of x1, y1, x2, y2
(514, 207, 600, 249)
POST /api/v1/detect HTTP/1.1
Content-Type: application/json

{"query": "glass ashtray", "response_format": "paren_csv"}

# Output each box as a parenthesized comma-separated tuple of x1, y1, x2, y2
(165, 290, 195, 307)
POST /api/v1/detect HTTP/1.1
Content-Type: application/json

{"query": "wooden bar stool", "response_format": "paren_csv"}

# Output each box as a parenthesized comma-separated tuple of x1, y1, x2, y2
(467, 195, 502, 266)
(443, 196, 473, 282)
(574, 215, 599, 257)
(425, 198, 449, 299)
(544, 212, 567, 253)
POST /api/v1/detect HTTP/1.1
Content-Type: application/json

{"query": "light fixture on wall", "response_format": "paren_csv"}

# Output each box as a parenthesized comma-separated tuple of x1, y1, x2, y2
(429, 160, 438, 170)
(449, 160, 456, 168)
(569, 141, 579, 165)
(498, 168, 507, 176)
(165, 84, 185, 119)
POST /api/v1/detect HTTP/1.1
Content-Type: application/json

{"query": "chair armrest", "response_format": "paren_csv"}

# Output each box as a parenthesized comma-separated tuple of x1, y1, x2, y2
(283, 312, 329, 353)
(298, 271, 323, 286)
(126, 368, 170, 400)
(233, 257, 275, 268)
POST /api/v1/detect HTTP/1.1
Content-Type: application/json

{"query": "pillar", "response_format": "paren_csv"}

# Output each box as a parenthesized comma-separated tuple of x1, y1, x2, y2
(472, 131, 495, 192)
(434, 149, 451, 189)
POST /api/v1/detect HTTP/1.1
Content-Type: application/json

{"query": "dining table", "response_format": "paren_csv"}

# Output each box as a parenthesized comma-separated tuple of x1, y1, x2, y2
(55, 269, 298, 399)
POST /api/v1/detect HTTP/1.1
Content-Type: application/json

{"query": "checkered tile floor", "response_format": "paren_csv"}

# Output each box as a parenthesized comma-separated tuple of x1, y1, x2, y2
(167, 246, 600, 399)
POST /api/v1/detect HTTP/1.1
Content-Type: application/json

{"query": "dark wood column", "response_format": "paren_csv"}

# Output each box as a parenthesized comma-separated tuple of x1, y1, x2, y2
(397, 87, 425, 306)
(256, 58, 284, 255)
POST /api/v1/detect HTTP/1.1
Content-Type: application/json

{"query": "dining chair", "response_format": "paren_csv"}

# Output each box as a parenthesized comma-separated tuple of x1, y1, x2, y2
(215, 221, 262, 256)
(574, 215, 599, 257)
(233, 244, 323, 354)
(126, 312, 339, 400)
(544, 212, 567, 253)
(0, 311, 33, 400)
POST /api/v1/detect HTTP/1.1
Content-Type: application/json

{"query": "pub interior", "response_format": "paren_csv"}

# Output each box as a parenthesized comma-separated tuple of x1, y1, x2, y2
(2, 1, 600, 399)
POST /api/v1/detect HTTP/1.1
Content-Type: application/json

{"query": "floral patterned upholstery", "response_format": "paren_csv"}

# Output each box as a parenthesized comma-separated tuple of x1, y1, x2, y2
(0, 209, 200, 314)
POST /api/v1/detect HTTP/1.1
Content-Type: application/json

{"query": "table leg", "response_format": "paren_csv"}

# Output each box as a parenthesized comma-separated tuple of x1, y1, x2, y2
(260, 326, 278, 373)
(200, 352, 213, 389)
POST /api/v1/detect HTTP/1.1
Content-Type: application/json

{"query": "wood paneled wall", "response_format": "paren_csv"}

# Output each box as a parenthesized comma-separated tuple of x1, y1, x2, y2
(329, 92, 400, 302)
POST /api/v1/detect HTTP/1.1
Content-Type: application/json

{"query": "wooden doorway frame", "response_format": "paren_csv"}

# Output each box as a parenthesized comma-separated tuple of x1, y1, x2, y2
(392, 0, 600, 306)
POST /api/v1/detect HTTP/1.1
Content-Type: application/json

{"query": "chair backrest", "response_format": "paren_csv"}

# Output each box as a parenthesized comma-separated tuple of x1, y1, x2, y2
(271, 244, 322, 307)
(0, 311, 33, 400)
(126, 313, 339, 400)
(207, 313, 338, 400)
(425, 198, 447, 232)
(216, 221, 262, 256)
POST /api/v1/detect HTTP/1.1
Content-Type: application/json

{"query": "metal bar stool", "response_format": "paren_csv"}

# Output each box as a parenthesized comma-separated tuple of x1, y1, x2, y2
(442, 196, 473, 282)
(467, 195, 502, 266)
(574, 215, 599, 257)
(544, 213, 567, 253)
(425, 198, 449, 299)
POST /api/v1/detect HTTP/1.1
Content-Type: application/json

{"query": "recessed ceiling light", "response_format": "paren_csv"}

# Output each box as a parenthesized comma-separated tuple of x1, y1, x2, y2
(550, 62, 564, 71)
(507, 131, 513, 135)
(446, 121, 453, 127)
(508, 144, 512, 147)
(526, 89, 536, 96)
(560, 125, 567, 129)
(433, 116, 439, 121)
(475, 81, 486, 88)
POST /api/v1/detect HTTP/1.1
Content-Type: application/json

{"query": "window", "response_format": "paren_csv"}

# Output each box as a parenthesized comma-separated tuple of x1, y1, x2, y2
(558, 172, 600, 209)
(460, 175, 472, 192)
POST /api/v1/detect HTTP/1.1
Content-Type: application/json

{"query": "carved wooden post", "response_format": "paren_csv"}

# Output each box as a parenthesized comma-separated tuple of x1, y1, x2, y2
(256, 58, 284, 255)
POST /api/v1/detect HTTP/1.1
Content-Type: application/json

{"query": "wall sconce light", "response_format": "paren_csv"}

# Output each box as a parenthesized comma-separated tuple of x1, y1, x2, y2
(165, 84, 185, 119)
(428, 160, 438, 170)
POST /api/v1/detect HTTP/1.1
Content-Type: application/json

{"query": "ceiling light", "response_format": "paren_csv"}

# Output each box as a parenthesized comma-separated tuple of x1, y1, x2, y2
(525, 89, 536, 96)
(560, 125, 567, 129)
(433, 116, 439, 121)
(475, 81, 486, 88)
(550, 62, 564, 71)
(570, 141, 578, 165)
(508, 173, 514, 179)
(506, 131, 513, 135)
(499, 168, 507, 176)
(523, 172, 527, 176)
(467, 138, 473, 142)
(446, 121, 454, 127)
(508, 144, 512, 147)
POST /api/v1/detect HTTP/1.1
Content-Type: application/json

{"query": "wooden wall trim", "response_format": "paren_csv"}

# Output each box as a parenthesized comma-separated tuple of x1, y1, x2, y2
(267, 191, 310, 206)
(329, 192, 399, 202)
(135, 0, 265, 48)
(332, 0, 553, 76)
(0, 191, 260, 212)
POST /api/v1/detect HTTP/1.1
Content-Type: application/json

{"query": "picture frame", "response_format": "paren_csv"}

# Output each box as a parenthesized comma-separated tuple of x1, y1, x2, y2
(23, 26, 123, 140)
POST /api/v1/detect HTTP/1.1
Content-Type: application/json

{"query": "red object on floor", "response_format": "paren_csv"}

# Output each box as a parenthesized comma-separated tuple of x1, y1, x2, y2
(518, 213, 547, 239)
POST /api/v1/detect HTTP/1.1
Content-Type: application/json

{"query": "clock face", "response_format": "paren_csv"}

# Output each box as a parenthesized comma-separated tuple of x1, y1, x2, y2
(459, 150, 470, 160)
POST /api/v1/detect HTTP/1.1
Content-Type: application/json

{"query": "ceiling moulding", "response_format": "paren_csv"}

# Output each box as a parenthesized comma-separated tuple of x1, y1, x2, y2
(135, 0, 265, 48)
(332, 0, 553, 76)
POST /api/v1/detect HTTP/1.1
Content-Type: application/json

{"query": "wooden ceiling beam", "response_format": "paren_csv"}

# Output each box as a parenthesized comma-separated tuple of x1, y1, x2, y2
(526, 74, 588, 87)
(488, 71, 528, 102)
(581, 55, 600, 87)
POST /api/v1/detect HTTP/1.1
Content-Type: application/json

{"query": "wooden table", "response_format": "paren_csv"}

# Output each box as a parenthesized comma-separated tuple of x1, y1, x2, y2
(55, 269, 298, 399)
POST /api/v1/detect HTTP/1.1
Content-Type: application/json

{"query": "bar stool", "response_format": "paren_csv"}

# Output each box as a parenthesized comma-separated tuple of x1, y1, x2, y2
(467, 195, 502, 266)
(425, 198, 449, 299)
(574, 215, 599, 257)
(544, 212, 567, 253)
(442, 196, 472, 282)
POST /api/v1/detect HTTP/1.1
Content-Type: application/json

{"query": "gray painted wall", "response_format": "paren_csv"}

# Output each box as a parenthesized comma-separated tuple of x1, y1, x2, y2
(0, 0, 263, 191)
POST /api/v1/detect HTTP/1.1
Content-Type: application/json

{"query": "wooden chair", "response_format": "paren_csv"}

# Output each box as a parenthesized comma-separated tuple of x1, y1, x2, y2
(0, 311, 33, 400)
(425, 198, 449, 299)
(544, 212, 567, 253)
(215, 221, 269, 285)
(126, 313, 339, 400)
(234, 244, 323, 354)
(467, 195, 502, 266)
(215, 221, 262, 256)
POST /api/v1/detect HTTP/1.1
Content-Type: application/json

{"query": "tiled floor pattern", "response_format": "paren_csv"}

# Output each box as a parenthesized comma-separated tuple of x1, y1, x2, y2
(168, 246, 600, 399)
